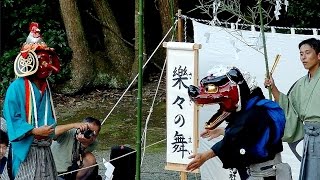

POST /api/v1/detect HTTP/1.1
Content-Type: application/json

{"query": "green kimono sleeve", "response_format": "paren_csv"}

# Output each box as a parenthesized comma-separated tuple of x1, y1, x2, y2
(279, 92, 304, 143)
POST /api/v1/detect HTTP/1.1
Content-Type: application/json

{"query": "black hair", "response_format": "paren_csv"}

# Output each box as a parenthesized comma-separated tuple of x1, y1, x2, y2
(83, 117, 102, 131)
(229, 67, 251, 107)
(0, 130, 9, 146)
(299, 38, 320, 54)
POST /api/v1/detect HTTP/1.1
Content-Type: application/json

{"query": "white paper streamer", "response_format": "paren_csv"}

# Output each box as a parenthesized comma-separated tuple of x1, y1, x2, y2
(274, 0, 282, 20)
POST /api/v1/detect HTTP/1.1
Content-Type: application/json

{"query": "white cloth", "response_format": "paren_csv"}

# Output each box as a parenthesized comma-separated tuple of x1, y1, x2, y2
(0, 117, 7, 133)
(193, 20, 320, 180)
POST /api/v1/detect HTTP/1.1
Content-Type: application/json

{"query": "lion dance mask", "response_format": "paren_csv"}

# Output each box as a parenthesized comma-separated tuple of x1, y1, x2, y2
(188, 66, 255, 130)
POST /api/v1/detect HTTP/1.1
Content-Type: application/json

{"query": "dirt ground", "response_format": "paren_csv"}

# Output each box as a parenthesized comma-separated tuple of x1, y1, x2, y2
(0, 73, 165, 109)
(0, 73, 167, 151)
(54, 75, 166, 122)
(0, 75, 202, 179)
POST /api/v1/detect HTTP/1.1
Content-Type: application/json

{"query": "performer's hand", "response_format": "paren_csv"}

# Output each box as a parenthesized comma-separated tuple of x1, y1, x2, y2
(200, 128, 224, 141)
(32, 125, 54, 136)
(186, 150, 215, 172)
(264, 74, 281, 101)
(264, 75, 275, 89)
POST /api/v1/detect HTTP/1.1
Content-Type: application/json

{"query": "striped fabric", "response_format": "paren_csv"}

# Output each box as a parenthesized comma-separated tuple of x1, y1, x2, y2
(299, 122, 320, 180)
(1, 139, 57, 180)
(248, 153, 292, 180)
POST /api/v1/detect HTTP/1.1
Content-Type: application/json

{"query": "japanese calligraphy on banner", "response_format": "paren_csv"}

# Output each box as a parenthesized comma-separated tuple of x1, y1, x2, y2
(164, 42, 201, 170)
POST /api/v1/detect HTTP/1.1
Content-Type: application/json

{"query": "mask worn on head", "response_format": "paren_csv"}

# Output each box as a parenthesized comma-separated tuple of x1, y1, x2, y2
(13, 22, 61, 78)
(188, 67, 250, 129)
(34, 50, 60, 79)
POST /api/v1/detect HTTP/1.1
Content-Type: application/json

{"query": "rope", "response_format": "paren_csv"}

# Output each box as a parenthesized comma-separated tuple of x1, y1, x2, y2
(180, 15, 264, 54)
(181, 14, 319, 54)
(181, 14, 320, 32)
(58, 138, 167, 177)
(60, 18, 177, 178)
(86, 10, 134, 47)
(140, 21, 177, 166)
(184, 16, 187, 42)
(141, 56, 166, 165)
(60, 20, 178, 177)
(101, 19, 177, 125)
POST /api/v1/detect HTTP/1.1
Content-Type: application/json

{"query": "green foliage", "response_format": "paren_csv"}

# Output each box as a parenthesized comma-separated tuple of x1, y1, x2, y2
(44, 25, 73, 85)
(0, 0, 72, 96)
(286, 0, 320, 28)
(1, 0, 319, 95)
(0, 49, 18, 95)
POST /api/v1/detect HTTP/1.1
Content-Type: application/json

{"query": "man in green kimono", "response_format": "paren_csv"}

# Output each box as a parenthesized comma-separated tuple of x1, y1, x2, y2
(265, 38, 320, 180)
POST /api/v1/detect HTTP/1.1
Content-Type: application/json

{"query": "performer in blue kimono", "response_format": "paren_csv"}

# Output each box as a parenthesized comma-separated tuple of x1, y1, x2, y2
(186, 67, 292, 180)
(1, 22, 61, 180)
(264, 38, 320, 180)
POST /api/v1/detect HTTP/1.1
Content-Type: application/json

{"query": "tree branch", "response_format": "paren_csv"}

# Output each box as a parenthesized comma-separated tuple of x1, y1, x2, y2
(86, 10, 134, 47)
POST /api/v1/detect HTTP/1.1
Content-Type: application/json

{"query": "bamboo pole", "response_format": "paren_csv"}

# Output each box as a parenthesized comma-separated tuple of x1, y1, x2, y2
(170, 0, 175, 38)
(136, 0, 144, 179)
(258, 0, 272, 99)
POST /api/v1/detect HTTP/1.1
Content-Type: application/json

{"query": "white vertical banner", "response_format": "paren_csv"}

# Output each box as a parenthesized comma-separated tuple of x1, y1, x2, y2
(164, 42, 201, 170)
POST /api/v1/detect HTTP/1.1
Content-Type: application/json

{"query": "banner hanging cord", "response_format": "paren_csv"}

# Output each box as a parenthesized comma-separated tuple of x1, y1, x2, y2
(184, 16, 187, 42)
(62, 20, 178, 177)
(58, 139, 167, 177)
(101, 19, 178, 125)
(141, 21, 177, 166)
(181, 14, 320, 31)
(183, 14, 265, 54)
(52, 19, 180, 178)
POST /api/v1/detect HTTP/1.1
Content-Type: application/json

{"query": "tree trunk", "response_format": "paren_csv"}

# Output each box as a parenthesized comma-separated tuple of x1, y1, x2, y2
(150, 0, 178, 71)
(59, 0, 94, 94)
(92, 0, 134, 78)
(157, 0, 178, 38)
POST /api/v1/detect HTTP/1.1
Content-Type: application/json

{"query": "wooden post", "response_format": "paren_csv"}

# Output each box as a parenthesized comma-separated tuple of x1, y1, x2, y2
(177, 9, 183, 42)
(180, 172, 187, 180)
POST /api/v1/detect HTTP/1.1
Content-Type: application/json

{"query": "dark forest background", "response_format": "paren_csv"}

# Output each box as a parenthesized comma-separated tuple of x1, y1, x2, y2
(1, 0, 319, 95)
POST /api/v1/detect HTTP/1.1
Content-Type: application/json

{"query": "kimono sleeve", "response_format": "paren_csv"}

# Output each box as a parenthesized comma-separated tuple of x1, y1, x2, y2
(3, 79, 34, 141)
(279, 91, 304, 143)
